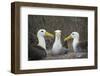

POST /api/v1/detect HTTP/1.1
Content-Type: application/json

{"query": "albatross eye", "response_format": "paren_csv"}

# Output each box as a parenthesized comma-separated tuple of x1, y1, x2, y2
(41, 30, 44, 32)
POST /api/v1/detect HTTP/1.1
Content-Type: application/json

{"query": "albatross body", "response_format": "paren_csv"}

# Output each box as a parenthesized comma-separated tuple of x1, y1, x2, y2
(64, 32, 87, 57)
(52, 30, 68, 55)
(28, 29, 54, 60)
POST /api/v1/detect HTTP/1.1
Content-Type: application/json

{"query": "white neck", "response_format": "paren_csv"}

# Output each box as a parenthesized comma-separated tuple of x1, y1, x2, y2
(72, 38, 79, 52)
(55, 35, 62, 44)
(53, 34, 62, 49)
(37, 35, 46, 50)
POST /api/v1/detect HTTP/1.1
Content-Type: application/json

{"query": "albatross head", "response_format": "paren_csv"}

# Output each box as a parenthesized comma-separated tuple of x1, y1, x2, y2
(37, 29, 54, 49)
(64, 32, 79, 41)
(37, 29, 54, 37)
(54, 30, 61, 38)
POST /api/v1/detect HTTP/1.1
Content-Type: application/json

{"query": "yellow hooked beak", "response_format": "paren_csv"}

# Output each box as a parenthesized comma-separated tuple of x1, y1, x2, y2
(64, 35, 72, 41)
(45, 32, 54, 38)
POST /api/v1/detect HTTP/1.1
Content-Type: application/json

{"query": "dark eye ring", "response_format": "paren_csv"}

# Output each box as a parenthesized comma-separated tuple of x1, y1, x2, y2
(41, 31, 44, 32)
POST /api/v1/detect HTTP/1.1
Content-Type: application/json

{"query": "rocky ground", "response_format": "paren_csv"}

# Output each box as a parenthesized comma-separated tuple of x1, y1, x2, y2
(44, 50, 88, 60)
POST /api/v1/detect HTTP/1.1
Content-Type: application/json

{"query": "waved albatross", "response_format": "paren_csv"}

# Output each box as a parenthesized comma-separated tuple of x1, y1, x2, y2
(28, 29, 54, 60)
(52, 30, 69, 56)
(64, 32, 87, 57)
